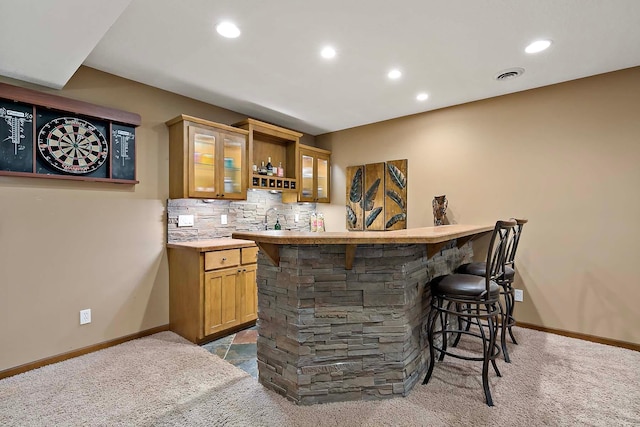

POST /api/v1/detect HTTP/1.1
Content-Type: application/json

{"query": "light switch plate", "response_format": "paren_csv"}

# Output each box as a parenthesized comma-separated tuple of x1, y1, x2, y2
(221, 214, 228, 225)
(294, 214, 299, 223)
(178, 214, 194, 227)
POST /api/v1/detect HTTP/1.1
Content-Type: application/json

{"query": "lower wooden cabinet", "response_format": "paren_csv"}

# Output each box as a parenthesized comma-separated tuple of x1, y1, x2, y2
(204, 264, 257, 335)
(167, 241, 258, 343)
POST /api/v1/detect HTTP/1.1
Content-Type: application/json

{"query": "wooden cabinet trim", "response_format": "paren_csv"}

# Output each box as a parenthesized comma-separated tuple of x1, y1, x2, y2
(166, 115, 249, 135)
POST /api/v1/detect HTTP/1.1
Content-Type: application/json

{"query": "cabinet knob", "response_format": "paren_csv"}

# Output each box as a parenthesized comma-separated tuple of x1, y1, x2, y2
(222, 257, 227, 261)
(221, 194, 224, 197)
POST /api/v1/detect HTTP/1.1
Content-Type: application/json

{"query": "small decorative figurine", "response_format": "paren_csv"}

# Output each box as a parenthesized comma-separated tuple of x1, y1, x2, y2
(432, 195, 448, 226)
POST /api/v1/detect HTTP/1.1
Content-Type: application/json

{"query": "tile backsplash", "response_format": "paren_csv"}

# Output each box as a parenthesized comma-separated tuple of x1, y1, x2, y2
(167, 191, 316, 243)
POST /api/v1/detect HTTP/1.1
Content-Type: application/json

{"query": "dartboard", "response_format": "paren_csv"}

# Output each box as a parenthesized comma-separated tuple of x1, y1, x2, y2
(38, 117, 109, 175)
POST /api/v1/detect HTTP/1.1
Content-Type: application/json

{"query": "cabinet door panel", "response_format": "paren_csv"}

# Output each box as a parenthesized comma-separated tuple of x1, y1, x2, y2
(221, 132, 246, 199)
(204, 268, 240, 336)
(238, 264, 257, 323)
(300, 152, 314, 202)
(189, 126, 218, 197)
(316, 154, 330, 203)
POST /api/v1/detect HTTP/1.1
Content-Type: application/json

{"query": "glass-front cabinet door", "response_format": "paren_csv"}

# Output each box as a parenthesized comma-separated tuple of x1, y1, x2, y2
(189, 126, 217, 197)
(221, 131, 245, 199)
(300, 152, 315, 201)
(298, 146, 331, 203)
(315, 153, 330, 203)
(186, 125, 247, 199)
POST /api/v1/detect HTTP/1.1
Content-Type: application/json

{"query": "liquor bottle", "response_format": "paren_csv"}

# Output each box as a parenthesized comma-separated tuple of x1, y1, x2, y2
(277, 161, 284, 177)
(266, 157, 273, 176)
(259, 161, 267, 175)
(252, 163, 258, 174)
(274, 217, 281, 230)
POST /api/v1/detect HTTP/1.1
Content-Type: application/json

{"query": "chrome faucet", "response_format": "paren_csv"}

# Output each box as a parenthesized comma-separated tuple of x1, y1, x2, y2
(264, 207, 278, 230)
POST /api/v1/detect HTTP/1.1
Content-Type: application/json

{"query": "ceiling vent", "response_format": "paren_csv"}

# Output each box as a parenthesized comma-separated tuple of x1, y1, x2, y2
(495, 67, 525, 81)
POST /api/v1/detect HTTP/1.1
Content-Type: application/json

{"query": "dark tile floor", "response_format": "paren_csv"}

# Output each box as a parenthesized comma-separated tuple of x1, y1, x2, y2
(201, 326, 258, 379)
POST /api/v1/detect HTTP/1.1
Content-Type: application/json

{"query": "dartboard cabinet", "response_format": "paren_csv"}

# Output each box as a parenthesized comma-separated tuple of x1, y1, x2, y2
(0, 82, 140, 184)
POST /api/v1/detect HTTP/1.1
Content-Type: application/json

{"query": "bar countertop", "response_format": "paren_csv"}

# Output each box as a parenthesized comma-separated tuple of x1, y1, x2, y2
(232, 224, 493, 245)
(166, 238, 256, 252)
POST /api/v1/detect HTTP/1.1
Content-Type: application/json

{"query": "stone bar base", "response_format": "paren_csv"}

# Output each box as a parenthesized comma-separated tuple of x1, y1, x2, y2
(256, 242, 472, 405)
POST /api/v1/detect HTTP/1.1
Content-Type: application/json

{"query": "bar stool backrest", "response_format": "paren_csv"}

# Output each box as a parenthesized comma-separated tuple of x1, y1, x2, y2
(484, 219, 517, 297)
(504, 218, 528, 271)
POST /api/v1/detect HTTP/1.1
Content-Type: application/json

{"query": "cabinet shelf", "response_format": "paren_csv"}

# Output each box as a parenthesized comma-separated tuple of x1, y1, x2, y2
(233, 118, 301, 195)
(251, 174, 297, 191)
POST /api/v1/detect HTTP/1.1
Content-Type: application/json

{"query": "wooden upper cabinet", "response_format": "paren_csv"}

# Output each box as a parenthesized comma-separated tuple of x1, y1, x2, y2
(166, 115, 248, 200)
(298, 144, 331, 203)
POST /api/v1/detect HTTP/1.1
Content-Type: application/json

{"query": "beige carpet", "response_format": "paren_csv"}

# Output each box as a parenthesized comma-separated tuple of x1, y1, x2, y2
(1, 328, 638, 426)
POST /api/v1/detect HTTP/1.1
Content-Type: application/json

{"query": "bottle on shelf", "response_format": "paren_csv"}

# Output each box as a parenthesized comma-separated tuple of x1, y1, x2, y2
(266, 157, 273, 176)
(274, 216, 281, 230)
(252, 163, 258, 174)
(259, 161, 267, 175)
(317, 213, 325, 232)
(310, 212, 317, 232)
(277, 161, 284, 177)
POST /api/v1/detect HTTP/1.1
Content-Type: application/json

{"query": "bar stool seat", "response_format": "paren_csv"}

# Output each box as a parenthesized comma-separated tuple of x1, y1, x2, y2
(435, 274, 500, 298)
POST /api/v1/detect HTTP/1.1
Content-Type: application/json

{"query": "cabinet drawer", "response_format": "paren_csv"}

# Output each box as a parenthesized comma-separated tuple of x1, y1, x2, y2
(241, 247, 258, 265)
(205, 249, 240, 271)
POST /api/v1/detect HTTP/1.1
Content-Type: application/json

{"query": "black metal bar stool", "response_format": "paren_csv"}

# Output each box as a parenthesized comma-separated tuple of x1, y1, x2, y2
(456, 218, 527, 362)
(423, 219, 516, 407)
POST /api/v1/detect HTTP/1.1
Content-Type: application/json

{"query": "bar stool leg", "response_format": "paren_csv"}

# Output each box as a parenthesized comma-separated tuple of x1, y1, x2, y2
(505, 283, 519, 345)
(423, 299, 439, 385)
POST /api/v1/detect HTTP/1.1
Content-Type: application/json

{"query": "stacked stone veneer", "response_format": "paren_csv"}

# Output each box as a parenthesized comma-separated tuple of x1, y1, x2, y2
(167, 191, 316, 243)
(256, 240, 473, 404)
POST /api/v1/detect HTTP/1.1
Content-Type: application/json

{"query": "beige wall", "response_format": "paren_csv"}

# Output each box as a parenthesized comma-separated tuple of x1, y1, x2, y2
(1, 65, 637, 372)
(317, 67, 640, 345)
(0, 66, 313, 371)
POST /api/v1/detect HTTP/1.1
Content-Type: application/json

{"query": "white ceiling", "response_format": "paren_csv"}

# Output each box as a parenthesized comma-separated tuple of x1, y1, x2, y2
(2, 0, 640, 136)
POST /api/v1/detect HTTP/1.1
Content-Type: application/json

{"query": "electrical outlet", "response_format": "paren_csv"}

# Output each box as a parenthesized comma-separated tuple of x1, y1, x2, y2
(514, 289, 524, 302)
(80, 309, 91, 325)
(221, 214, 228, 225)
(178, 214, 194, 227)
(294, 213, 299, 223)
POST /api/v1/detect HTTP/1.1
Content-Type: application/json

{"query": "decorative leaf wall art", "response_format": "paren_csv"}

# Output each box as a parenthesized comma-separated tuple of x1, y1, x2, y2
(364, 162, 385, 230)
(346, 165, 364, 230)
(366, 206, 383, 228)
(384, 159, 407, 231)
(346, 159, 407, 231)
(361, 177, 380, 211)
(387, 162, 406, 189)
(349, 167, 363, 203)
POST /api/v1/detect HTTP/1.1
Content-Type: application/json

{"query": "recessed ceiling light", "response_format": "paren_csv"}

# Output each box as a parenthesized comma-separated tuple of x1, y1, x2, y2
(388, 69, 402, 80)
(416, 93, 429, 101)
(321, 46, 336, 59)
(216, 21, 241, 38)
(525, 40, 551, 54)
